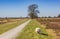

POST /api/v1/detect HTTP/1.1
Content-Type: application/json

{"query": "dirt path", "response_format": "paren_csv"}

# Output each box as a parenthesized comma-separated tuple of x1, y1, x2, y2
(0, 19, 31, 39)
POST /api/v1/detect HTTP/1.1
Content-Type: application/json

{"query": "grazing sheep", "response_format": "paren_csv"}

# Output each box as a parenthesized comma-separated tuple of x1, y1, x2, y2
(35, 27, 48, 36)
(35, 27, 42, 34)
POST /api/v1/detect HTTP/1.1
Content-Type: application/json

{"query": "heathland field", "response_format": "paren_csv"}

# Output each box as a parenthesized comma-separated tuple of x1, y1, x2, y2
(0, 18, 60, 39)
(16, 19, 51, 39)
(0, 18, 28, 34)
(37, 18, 60, 39)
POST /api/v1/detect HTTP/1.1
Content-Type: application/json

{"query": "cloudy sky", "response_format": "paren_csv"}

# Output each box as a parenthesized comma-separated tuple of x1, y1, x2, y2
(0, 0, 60, 17)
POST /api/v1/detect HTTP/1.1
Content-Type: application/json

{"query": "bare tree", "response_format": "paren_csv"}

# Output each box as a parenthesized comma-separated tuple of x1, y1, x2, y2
(28, 4, 40, 19)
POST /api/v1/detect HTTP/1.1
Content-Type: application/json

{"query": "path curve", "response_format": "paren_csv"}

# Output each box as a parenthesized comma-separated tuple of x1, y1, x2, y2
(0, 19, 31, 39)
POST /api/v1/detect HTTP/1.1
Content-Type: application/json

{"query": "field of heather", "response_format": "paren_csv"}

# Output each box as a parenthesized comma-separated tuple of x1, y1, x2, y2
(37, 18, 60, 39)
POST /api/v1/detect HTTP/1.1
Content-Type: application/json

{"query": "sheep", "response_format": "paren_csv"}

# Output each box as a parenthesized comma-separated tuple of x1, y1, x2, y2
(35, 27, 48, 36)
(35, 27, 42, 34)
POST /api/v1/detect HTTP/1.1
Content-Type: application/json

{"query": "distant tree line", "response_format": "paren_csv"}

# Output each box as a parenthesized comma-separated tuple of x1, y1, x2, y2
(39, 14, 60, 18)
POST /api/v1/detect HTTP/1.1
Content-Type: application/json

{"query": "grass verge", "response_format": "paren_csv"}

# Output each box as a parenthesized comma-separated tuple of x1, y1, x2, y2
(0, 19, 28, 34)
(16, 19, 51, 39)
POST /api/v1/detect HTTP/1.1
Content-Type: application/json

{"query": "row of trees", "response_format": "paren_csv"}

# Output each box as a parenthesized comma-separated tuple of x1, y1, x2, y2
(39, 15, 60, 18)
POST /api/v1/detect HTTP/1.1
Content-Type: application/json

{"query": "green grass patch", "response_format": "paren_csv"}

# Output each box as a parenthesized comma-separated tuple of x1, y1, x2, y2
(16, 19, 51, 39)
(0, 19, 28, 34)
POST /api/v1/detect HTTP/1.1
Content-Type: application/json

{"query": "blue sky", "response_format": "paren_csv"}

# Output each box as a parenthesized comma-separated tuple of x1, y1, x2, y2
(0, 0, 60, 17)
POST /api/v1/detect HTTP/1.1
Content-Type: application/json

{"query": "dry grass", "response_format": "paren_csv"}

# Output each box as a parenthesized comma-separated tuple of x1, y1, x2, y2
(37, 18, 60, 39)
(0, 19, 28, 34)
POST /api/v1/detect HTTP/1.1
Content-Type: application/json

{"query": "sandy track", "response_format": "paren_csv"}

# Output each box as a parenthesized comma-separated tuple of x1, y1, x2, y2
(0, 20, 31, 39)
